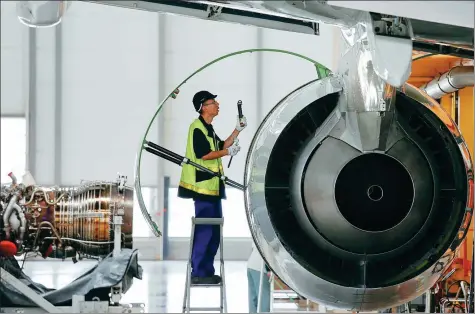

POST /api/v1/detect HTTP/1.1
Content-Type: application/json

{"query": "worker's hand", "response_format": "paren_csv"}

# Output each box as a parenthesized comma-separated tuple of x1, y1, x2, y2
(227, 141, 241, 156)
(236, 115, 247, 132)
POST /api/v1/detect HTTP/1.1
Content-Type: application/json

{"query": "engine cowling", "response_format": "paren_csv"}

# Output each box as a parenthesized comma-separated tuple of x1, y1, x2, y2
(244, 78, 473, 311)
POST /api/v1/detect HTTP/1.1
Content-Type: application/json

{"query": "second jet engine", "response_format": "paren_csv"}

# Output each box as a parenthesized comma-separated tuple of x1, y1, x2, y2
(0, 173, 133, 260)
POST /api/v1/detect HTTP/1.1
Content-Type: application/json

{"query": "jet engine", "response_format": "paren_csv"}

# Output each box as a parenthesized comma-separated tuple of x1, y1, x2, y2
(243, 15, 473, 313)
(0, 173, 133, 260)
(244, 70, 473, 312)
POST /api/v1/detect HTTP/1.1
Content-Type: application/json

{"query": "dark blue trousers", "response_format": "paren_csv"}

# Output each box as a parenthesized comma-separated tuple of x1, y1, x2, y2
(191, 199, 223, 277)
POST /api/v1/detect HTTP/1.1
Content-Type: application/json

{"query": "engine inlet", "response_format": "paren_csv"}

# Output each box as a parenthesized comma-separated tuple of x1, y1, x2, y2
(244, 78, 473, 311)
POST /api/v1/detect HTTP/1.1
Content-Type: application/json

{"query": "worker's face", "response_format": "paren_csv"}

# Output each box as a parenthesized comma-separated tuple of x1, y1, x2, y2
(202, 99, 220, 116)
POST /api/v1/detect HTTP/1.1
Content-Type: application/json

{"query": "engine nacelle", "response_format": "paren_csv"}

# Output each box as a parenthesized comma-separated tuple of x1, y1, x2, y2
(244, 77, 473, 311)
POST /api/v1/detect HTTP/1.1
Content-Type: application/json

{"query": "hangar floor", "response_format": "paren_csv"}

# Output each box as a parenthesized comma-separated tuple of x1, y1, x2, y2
(20, 260, 302, 313)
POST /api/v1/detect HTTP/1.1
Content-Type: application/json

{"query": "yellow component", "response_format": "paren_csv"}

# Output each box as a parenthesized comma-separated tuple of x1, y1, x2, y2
(458, 87, 474, 278)
(439, 93, 454, 118)
(437, 87, 474, 282)
(410, 52, 474, 285)
(459, 87, 474, 162)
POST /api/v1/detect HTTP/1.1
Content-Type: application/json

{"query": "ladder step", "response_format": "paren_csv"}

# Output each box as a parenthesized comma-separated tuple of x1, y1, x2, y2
(187, 307, 223, 311)
(193, 217, 224, 225)
(190, 282, 222, 287)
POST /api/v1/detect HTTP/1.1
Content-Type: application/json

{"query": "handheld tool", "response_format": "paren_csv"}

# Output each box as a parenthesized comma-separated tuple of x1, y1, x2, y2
(228, 100, 243, 168)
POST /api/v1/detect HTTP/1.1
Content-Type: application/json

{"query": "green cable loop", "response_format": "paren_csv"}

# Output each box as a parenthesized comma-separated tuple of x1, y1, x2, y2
(412, 52, 437, 62)
(134, 48, 331, 238)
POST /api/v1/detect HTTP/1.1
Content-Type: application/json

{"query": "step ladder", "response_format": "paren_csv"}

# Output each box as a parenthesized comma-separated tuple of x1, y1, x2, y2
(182, 217, 227, 313)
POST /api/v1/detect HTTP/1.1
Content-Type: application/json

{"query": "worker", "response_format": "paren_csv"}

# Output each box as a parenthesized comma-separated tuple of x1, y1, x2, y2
(178, 90, 247, 285)
(247, 242, 271, 313)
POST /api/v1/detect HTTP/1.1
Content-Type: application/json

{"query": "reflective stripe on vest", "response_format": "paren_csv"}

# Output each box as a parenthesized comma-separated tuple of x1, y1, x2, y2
(179, 118, 224, 196)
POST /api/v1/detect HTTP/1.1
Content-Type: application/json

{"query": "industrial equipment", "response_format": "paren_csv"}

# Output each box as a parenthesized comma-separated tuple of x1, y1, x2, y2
(12, 0, 475, 312)
(244, 67, 473, 312)
(0, 173, 143, 313)
(122, 1, 472, 312)
(0, 172, 133, 259)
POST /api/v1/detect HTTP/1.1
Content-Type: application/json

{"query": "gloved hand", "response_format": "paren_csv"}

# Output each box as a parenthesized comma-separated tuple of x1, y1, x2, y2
(227, 140, 241, 156)
(235, 115, 247, 132)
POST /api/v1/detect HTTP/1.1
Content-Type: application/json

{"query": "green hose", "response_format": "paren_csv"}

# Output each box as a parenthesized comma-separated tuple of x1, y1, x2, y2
(134, 48, 331, 237)
(412, 52, 437, 62)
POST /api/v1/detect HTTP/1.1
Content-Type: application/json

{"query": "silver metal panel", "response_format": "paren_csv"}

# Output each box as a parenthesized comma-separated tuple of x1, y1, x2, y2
(181, 0, 359, 28)
(81, 0, 317, 35)
(335, 10, 412, 153)
(78, 0, 474, 52)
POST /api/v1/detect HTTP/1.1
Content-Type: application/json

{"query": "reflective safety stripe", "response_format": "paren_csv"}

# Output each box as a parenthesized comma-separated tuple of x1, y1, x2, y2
(200, 165, 222, 173)
(179, 181, 220, 196)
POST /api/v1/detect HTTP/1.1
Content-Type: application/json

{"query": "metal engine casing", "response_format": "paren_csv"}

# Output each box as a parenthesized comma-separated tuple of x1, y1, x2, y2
(243, 77, 473, 311)
(0, 177, 133, 259)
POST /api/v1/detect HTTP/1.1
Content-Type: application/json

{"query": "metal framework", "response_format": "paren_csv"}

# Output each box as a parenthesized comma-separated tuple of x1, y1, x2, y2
(0, 176, 144, 313)
(8, 1, 473, 312)
(80, 0, 474, 59)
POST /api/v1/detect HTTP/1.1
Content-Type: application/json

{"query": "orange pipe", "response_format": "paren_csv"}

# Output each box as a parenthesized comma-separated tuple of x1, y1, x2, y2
(463, 238, 468, 276)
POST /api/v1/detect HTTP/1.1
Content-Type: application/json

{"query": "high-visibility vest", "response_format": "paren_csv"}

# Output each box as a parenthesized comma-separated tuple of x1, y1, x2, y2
(179, 118, 224, 196)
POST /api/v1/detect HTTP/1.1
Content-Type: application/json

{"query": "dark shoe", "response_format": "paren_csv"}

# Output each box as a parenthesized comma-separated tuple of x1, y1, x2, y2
(191, 276, 219, 285)
(211, 275, 222, 284)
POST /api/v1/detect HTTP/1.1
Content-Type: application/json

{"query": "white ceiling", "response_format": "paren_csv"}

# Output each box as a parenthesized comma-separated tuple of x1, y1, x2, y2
(327, 1, 474, 28)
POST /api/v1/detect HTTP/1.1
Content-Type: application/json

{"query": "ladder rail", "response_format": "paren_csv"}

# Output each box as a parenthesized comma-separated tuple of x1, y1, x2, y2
(220, 223, 227, 313)
(182, 220, 196, 313)
(183, 216, 227, 313)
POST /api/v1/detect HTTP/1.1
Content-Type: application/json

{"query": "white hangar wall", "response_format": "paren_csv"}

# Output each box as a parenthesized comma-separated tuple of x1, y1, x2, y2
(2, 1, 342, 260)
(1, 1, 28, 116)
(162, 17, 340, 187)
